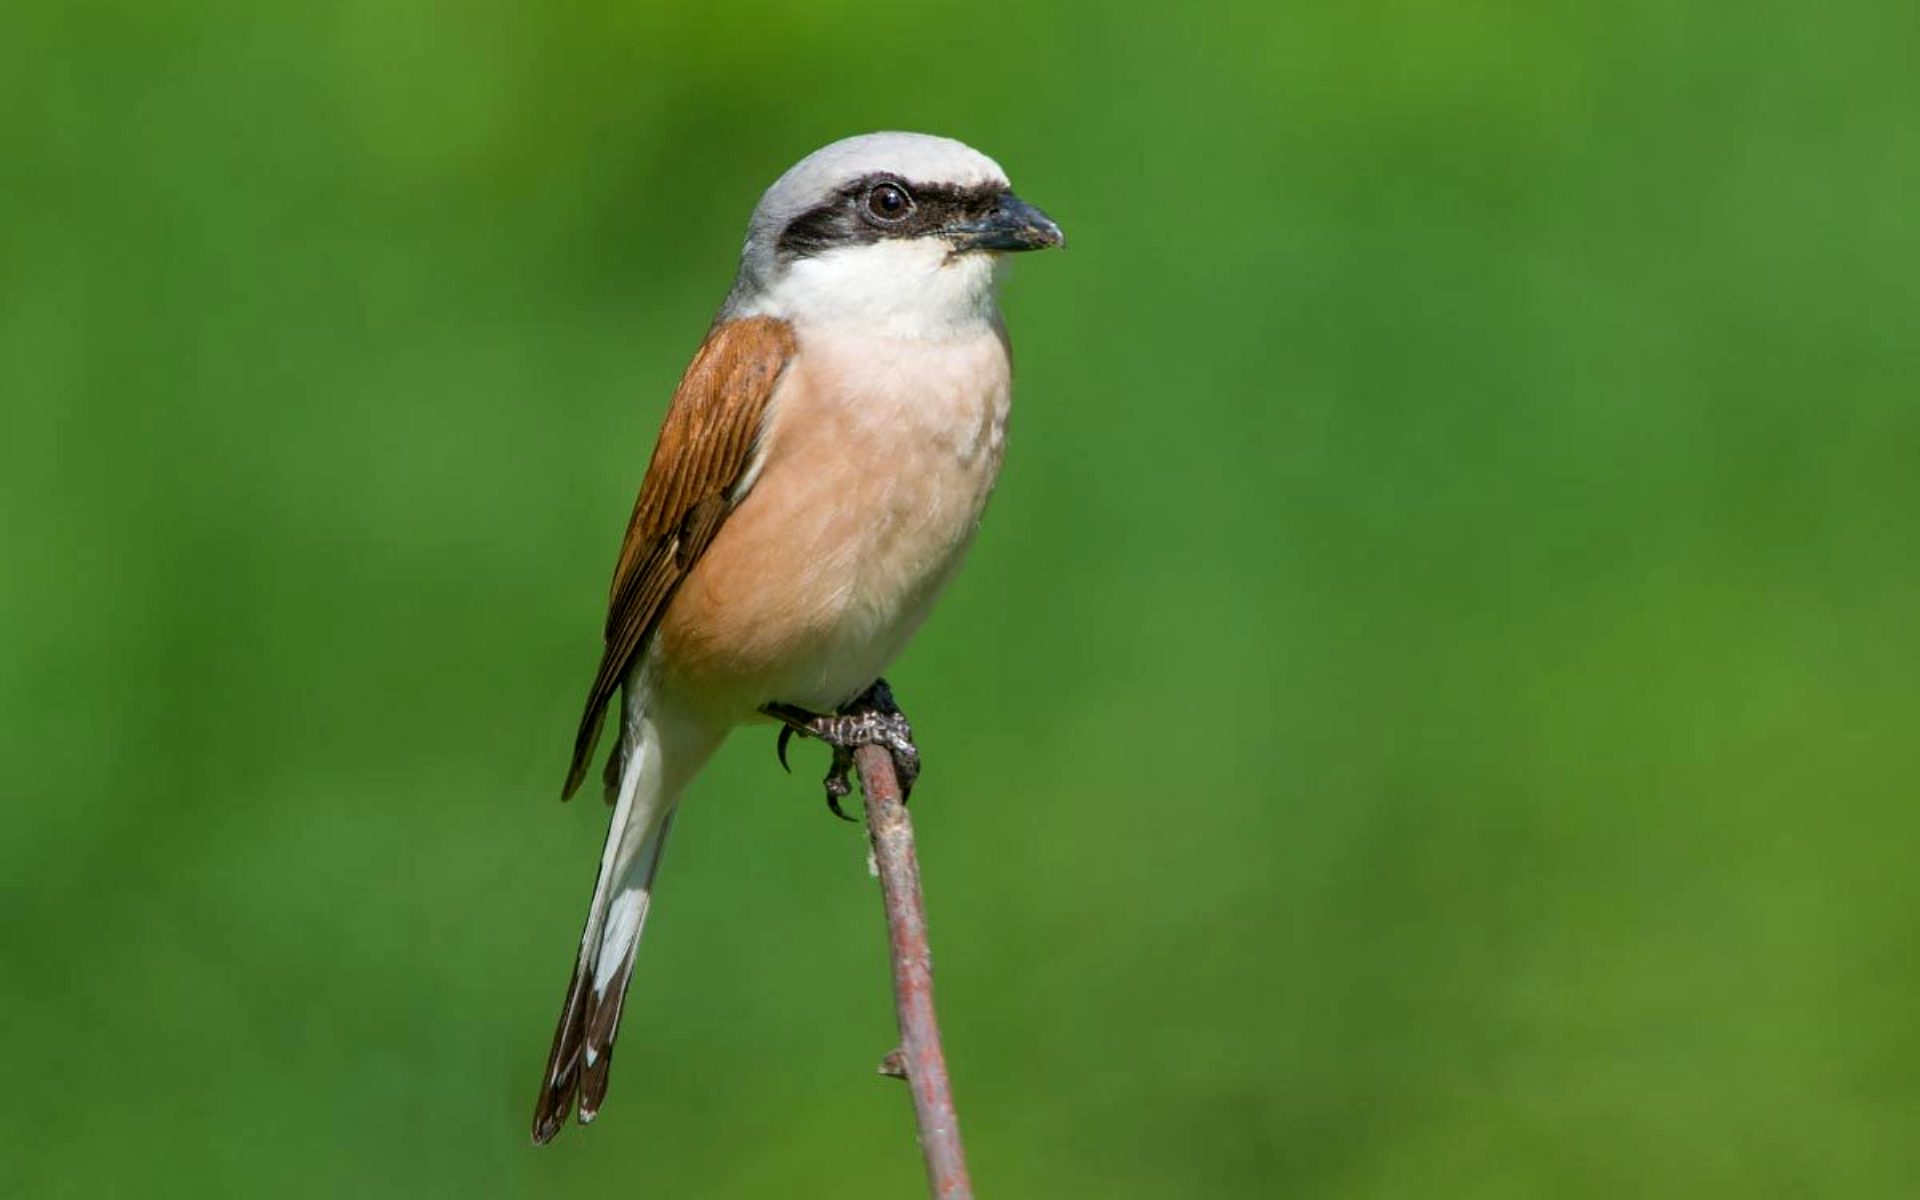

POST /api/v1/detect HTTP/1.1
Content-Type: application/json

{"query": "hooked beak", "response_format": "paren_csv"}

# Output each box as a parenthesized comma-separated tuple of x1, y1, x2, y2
(946, 192, 1065, 253)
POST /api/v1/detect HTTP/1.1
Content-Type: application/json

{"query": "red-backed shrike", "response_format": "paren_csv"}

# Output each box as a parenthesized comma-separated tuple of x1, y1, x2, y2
(530, 132, 1062, 1143)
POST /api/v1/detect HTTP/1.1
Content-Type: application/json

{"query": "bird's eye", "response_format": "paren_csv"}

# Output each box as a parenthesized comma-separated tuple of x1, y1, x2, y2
(866, 182, 913, 222)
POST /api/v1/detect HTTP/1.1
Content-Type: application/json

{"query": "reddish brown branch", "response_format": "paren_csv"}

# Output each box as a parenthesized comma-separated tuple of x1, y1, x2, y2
(853, 742, 974, 1200)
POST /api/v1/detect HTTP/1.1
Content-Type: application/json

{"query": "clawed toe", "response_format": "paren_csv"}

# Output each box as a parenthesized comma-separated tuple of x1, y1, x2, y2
(824, 746, 857, 821)
(762, 679, 921, 818)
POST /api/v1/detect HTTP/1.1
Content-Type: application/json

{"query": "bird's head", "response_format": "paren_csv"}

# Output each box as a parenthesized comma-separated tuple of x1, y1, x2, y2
(727, 132, 1063, 337)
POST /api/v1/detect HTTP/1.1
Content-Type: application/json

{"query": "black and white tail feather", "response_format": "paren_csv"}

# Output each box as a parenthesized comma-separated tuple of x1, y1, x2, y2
(532, 681, 713, 1144)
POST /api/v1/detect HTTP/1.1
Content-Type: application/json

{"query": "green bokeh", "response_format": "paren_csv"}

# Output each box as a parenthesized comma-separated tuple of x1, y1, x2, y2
(5, 1, 1917, 1195)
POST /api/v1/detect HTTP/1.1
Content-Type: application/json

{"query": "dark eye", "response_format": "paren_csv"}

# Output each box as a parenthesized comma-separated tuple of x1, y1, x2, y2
(866, 182, 913, 221)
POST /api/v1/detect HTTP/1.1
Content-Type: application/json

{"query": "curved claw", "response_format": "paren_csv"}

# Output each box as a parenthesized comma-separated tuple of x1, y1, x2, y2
(824, 746, 858, 822)
(776, 725, 795, 773)
(892, 749, 921, 803)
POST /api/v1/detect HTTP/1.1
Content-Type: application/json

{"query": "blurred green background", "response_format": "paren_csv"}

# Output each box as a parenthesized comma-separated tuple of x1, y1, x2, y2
(5, 0, 1917, 1195)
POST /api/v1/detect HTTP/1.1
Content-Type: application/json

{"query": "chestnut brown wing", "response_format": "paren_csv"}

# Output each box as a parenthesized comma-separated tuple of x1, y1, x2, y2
(560, 316, 797, 800)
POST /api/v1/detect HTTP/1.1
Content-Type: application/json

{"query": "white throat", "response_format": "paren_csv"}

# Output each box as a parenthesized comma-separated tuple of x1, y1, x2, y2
(743, 241, 1004, 341)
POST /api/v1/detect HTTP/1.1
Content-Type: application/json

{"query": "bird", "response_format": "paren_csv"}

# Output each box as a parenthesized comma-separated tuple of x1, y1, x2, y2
(529, 132, 1062, 1144)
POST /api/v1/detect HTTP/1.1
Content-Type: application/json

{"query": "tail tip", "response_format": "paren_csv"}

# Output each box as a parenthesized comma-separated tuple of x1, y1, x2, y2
(531, 1080, 577, 1146)
(531, 1112, 563, 1146)
(530, 1096, 600, 1146)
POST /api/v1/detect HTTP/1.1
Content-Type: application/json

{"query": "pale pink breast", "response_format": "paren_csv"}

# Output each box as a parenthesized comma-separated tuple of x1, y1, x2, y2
(656, 325, 1010, 715)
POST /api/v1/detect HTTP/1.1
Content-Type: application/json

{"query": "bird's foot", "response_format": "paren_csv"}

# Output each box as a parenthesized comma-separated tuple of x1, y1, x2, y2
(765, 679, 920, 820)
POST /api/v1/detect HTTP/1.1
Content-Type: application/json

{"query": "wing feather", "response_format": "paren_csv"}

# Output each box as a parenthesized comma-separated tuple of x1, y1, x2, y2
(560, 316, 797, 800)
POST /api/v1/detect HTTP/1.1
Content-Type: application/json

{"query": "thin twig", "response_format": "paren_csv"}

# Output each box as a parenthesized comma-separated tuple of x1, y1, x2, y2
(853, 742, 974, 1200)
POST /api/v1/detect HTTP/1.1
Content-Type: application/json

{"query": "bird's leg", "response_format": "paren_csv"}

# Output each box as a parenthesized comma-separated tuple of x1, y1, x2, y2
(762, 679, 921, 820)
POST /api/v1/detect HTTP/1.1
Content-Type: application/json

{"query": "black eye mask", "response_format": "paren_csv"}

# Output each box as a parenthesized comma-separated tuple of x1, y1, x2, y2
(775, 174, 1005, 262)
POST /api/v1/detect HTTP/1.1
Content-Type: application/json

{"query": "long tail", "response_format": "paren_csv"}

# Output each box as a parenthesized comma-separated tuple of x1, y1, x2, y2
(531, 685, 716, 1144)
